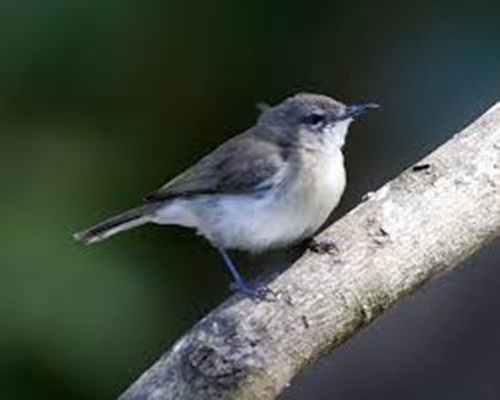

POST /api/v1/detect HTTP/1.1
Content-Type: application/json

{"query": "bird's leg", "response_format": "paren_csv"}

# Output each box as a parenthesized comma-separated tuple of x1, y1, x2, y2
(216, 247, 270, 299)
(307, 238, 339, 254)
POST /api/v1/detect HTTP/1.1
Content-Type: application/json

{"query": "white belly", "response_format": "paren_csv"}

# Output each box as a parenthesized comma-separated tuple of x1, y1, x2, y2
(153, 150, 346, 252)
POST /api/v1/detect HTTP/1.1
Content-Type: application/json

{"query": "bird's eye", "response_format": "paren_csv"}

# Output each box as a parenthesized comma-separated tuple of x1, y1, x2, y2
(302, 113, 326, 126)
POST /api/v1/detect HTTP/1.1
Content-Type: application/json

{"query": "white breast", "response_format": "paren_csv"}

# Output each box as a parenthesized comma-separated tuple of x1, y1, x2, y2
(268, 147, 346, 247)
(154, 146, 346, 252)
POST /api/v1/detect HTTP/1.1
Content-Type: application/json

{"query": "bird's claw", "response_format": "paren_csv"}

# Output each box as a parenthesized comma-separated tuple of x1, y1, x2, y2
(230, 280, 276, 301)
(308, 238, 339, 254)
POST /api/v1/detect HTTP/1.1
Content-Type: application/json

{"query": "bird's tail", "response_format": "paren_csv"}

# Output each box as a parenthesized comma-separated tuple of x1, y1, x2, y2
(73, 204, 158, 245)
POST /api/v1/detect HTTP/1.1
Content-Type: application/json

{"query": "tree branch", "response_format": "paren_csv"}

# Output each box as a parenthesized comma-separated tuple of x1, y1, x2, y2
(119, 103, 500, 400)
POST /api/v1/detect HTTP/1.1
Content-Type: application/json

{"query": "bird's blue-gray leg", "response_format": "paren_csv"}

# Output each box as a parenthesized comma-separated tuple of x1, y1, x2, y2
(216, 247, 267, 298)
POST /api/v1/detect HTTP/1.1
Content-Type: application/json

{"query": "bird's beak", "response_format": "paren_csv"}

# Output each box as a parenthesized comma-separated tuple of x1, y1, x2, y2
(341, 103, 380, 120)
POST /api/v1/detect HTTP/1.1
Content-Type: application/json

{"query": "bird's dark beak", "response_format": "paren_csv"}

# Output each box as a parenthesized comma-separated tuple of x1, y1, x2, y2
(342, 103, 380, 120)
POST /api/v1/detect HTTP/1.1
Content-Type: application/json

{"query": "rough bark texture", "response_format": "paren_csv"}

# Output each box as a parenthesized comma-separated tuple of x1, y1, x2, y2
(120, 103, 500, 400)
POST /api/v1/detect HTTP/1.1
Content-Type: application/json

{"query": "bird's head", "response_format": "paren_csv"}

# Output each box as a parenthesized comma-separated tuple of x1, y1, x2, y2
(257, 93, 379, 149)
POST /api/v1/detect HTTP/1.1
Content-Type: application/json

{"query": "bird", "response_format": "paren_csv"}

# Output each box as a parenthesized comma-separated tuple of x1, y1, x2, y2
(73, 93, 379, 298)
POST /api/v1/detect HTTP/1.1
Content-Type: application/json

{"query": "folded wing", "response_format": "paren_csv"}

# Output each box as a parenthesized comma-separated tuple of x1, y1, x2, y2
(144, 131, 288, 202)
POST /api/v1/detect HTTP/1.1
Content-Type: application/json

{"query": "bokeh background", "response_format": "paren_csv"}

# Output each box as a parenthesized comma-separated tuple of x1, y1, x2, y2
(1, 0, 500, 399)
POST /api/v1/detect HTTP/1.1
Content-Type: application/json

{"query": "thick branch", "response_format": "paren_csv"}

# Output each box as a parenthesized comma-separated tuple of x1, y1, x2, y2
(120, 103, 500, 400)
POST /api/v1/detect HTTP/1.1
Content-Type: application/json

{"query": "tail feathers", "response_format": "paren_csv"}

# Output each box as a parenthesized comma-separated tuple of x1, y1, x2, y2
(73, 205, 155, 245)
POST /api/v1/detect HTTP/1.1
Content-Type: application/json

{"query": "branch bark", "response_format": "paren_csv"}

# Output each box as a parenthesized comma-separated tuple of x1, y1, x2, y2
(120, 103, 500, 400)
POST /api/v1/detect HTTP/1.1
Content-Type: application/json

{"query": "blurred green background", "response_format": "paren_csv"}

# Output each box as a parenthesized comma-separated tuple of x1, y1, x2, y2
(1, 0, 500, 399)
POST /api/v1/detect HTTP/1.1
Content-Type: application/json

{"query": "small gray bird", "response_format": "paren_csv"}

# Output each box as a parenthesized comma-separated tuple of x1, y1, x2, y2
(74, 93, 378, 297)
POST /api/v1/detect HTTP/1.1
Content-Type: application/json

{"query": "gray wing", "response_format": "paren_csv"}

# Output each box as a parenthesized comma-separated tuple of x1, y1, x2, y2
(144, 131, 288, 202)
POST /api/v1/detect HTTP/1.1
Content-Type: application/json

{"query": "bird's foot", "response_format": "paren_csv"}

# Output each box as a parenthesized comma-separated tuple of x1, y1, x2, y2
(230, 280, 276, 301)
(307, 238, 339, 255)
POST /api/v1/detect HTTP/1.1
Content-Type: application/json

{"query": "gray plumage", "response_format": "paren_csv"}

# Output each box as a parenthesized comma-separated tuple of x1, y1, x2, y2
(74, 93, 378, 256)
(144, 132, 287, 201)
